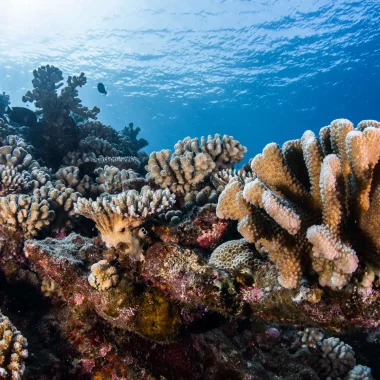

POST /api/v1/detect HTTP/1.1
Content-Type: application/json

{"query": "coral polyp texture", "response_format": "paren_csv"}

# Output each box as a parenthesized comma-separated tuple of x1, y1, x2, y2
(217, 119, 380, 290)
(0, 65, 379, 379)
(0, 312, 28, 380)
(146, 133, 247, 194)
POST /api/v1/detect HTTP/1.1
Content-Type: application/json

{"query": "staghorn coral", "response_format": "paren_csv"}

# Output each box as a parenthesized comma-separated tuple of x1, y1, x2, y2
(74, 186, 175, 259)
(217, 119, 380, 290)
(95, 166, 142, 194)
(146, 134, 247, 194)
(0, 311, 28, 380)
(208, 238, 257, 273)
(88, 260, 119, 291)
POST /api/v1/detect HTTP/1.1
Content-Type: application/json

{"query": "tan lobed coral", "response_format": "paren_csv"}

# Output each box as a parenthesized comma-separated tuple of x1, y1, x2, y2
(74, 186, 175, 260)
(54, 166, 98, 197)
(0, 311, 28, 380)
(217, 119, 380, 289)
(88, 260, 119, 291)
(0, 194, 54, 238)
(95, 166, 142, 193)
(146, 134, 247, 194)
(0, 136, 39, 172)
(0, 166, 30, 196)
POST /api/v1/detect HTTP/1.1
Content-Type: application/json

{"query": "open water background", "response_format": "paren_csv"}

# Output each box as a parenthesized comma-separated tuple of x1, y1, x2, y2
(0, 0, 379, 157)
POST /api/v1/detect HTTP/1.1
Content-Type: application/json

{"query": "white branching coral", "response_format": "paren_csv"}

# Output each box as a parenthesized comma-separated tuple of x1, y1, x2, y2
(74, 186, 175, 259)
(0, 311, 28, 380)
(146, 134, 247, 194)
(88, 260, 119, 291)
(211, 166, 255, 191)
(208, 239, 256, 272)
(95, 166, 142, 193)
(55, 166, 98, 196)
(217, 119, 380, 289)
(0, 194, 54, 238)
(0, 166, 30, 196)
(319, 337, 356, 379)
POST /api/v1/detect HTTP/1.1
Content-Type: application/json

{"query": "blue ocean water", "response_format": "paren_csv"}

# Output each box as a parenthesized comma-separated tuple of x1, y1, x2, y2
(0, 0, 380, 158)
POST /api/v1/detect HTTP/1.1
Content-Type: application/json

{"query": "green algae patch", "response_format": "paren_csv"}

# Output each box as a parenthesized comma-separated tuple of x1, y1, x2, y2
(135, 288, 181, 342)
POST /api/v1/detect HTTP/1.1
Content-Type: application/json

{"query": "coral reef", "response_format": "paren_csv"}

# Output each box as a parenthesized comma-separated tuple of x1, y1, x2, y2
(0, 69, 379, 378)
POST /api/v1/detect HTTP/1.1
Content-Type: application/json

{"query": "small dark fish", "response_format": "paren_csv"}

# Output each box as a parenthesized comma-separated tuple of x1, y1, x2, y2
(97, 83, 107, 95)
(5, 106, 37, 127)
(78, 161, 97, 178)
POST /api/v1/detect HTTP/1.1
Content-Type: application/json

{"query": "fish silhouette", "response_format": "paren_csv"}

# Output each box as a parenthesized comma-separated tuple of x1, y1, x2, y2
(5, 106, 37, 127)
(97, 82, 107, 95)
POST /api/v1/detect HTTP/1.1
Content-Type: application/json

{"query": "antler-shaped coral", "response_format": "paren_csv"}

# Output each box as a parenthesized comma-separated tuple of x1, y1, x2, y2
(217, 119, 380, 290)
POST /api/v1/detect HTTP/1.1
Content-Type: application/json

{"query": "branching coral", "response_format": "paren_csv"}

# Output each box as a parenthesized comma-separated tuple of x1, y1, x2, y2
(79, 136, 121, 157)
(54, 166, 98, 197)
(87, 156, 141, 171)
(118, 122, 148, 155)
(21, 65, 100, 167)
(0, 135, 39, 172)
(79, 121, 120, 144)
(74, 186, 175, 259)
(95, 166, 142, 193)
(22, 65, 99, 123)
(319, 337, 356, 379)
(88, 260, 119, 291)
(217, 119, 380, 290)
(0, 311, 28, 380)
(0, 194, 54, 238)
(147, 134, 247, 194)
(0, 166, 30, 196)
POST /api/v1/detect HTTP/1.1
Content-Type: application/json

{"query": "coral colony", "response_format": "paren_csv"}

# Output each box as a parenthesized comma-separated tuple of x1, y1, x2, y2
(0, 64, 377, 379)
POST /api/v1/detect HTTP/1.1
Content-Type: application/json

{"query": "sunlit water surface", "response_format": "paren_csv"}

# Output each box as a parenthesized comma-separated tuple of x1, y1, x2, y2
(1, 0, 380, 156)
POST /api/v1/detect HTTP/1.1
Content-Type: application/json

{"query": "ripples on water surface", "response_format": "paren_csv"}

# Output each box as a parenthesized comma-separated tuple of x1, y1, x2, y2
(0, 0, 379, 155)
